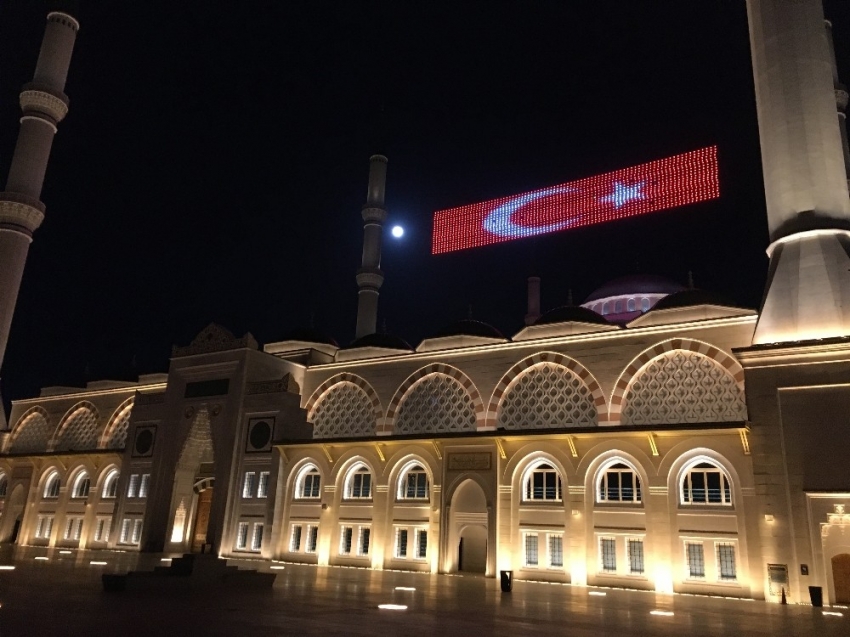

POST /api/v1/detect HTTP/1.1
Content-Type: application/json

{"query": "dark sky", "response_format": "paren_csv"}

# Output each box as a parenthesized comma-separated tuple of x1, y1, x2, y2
(1, 1, 850, 404)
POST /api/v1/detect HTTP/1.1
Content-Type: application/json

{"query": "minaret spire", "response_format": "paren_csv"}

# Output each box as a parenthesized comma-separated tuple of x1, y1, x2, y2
(0, 9, 79, 374)
(747, 0, 850, 343)
(355, 155, 388, 340)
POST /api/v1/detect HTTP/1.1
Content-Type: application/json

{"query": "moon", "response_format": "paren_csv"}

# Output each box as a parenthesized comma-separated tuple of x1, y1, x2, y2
(391, 225, 404, 238)
(482, 186, 575, 238)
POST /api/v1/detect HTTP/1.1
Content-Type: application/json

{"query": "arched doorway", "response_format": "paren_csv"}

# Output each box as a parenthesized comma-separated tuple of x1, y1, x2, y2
(0, 484, 25, 544)
(448, 479, 488, 574)
(191, 478, 215, 553)
(833, 554, 850, 604)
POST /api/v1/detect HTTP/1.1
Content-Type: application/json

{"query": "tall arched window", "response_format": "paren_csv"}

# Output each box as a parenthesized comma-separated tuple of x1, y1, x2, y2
(627, 298, 636, 312)
(72, 471, 91, 499)
(398, 463, 429, 500)
(596, 460, 642, 503)
(681, 460, 732, 506)
(0, 473, 7, 498)
(295, 464, 322, 500)
(43, 471, 61, 499)
(523, 462, 562, 502)
(344, 464, 372, 500)
(615, 300, 624, 313)
(102, 469, 120, 499)
(640, 297, 651, 312)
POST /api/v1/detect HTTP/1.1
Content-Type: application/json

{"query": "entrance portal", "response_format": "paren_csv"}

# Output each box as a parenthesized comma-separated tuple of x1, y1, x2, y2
(833, 554, 850, 604)
(191, 486, 214, 553)
(448, 478, 489, 574)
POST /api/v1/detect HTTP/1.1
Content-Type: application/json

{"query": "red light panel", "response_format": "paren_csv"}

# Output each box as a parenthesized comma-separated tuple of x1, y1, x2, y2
(431, 146, 719, 254)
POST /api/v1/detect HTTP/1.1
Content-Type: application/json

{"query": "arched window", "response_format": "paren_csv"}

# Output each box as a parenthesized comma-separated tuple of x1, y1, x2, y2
(72, 471, 91, 499)
(615, 300, 624, 313)
(102, 469, 120, 499)
(602, 302, 610, 315)
(681, 460, 732, 506)
(398, 463, 429, 500)
(345, 464, 372, 500)
(641, 297, 651, 312)
(627, 298, 636, 312)
(523, 462, 562, 502)
(0, 473, 7, 498)
(597, 461, 642, 503)
(43, 471, 61, 499)
(295, 465, 321, 500)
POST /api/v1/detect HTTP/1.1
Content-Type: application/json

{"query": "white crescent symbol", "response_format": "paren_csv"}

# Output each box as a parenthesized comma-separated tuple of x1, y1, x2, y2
(482, 186, 575, 238)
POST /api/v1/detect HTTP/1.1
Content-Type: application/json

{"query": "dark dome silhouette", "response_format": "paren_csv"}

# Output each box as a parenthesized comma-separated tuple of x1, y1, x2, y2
(584, 275, 686, 303)
(535, 306, 610, 326)
(279, 328, 339, 348)
(651, 289, 738, 311)
(346, 333, 413, 351)
(429, 319, 505, 340)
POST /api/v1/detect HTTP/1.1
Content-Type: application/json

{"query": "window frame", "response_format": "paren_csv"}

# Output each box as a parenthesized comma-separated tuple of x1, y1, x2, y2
(344, 464, 373, 501)
(258, 471, 270, 498)
(716, 542, 737, 582)
(43, 471, 61, 499)
(599, 537, 617, 573)
(397, 463, 430, 501)
(102, 470, 119, 499)
(548, 533, 564, 569)
(596, 459, 643, 505)
(685, 542, 706, 579)
(242, 472, 256, 499)
(295, 465, 322, 500)
(522, 462, 563, 503)
(680, 459, 733, 507)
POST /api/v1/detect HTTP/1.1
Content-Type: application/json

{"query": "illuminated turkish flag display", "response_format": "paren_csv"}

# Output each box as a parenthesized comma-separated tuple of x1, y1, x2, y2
(431, 146, 719, 254)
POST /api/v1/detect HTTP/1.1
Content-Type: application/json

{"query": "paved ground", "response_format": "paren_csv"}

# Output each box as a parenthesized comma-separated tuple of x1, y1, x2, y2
(0, 547, 845, 636)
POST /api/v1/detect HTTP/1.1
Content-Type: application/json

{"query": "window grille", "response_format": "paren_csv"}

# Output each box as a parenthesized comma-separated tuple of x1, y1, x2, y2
(401, 466, 429, 499)
(73, 473, 91, 499)
(628, 539, 645, 574)
(340, 527, 354, 555)
(44, 473, 60, 499)
(299, 468, 321, 499)
(549, 535, 563, 568)
(236, 522, 249, 549)
(131, 519, 143, 544)
(258, 472, 270, 498)
(716, 543, 737, 581)
(686, 543, 705, 578)
(102, 471, 119, 498)
(250, 524, 264, 551)
(306, 526, 319, 553)
(396, 529, 408, 558)
(525, 534, 539, 567)
(139, 474, 150, 498)
(242, 472, 255, 498)
(416, 530, 428, 560)
(359, 528, 371, 556)
(600, 538, 617, 573)
(94, 518, 111, 542)
(682, 462, 732, 505)
(290, 525, 303, 552)
(127, 474, 140, 498)
(598, 463, 642, 503)
(348, 468, 372, 499)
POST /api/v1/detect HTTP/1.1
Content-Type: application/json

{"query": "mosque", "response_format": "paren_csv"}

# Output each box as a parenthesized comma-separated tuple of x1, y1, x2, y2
(1, 0, 850, 607)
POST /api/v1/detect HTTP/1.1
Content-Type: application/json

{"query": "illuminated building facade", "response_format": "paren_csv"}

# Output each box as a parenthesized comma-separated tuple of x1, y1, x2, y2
(1, 0, 850, 610)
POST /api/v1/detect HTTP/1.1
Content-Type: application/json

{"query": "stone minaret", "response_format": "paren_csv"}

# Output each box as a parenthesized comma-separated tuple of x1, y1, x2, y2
(524, 276, 541, 325)
(355, 155, 388, 340)
(747, 0, 850, 344)
(0, 10, 80, 372)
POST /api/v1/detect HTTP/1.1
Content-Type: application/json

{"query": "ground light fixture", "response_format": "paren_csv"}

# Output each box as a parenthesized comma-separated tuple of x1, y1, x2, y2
(270, 566, 285, 570)
(650, 610, 675, 617)
(822, 611, 844, 617)
(378, 604, 408, 611)
(588, 591, 606, 596)
(58, 550, 72, 555)
(0, 566, 14, 571)
(89, 561, 107, 566)
(33, 557, 47, 561)
(160, 558, 172, 562)
(394, 587, 416, 591)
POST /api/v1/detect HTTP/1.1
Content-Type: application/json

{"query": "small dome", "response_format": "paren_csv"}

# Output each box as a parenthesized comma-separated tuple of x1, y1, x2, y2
(429, 319, 505, 340)
(650, 289, 737, 311)
(279, 328, 339, 348)
(584, 275, 686, 303)
(346, 333, 413, 351)
(535, 306, 610, 326)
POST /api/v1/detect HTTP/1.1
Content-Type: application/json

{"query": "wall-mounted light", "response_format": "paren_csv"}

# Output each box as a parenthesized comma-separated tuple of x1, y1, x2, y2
(765, 514, 775, 523)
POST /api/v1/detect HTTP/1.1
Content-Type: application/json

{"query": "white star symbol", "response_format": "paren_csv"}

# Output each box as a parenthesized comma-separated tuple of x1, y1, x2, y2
(600, 181, 645, 208)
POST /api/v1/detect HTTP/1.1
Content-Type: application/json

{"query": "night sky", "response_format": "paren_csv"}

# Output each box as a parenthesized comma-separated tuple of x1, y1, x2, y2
(1, 1, 850, 405)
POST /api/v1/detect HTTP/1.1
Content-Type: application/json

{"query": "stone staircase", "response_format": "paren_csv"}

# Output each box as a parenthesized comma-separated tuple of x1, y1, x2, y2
(102, 553, 276, 592)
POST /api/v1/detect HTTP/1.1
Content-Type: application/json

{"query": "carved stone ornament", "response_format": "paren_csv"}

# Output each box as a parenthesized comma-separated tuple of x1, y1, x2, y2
(20, 89, 68, 122)
(247, 374, 299, 395)
(172, 323, 259, 357)
(828, 503, 850, 525)
(0, 198, 45, 234)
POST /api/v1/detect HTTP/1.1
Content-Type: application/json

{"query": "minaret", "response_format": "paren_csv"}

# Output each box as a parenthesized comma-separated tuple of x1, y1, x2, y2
(747, 0, 850, 344)
(524, 277, 541, 325)
(0, 9, 80, 371)
(355, 155, 388, 340)
(825, 20, 850, 188)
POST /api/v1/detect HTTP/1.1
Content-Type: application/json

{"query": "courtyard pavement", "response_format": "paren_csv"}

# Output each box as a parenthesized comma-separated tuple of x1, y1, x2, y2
(0, 547, 845, 636)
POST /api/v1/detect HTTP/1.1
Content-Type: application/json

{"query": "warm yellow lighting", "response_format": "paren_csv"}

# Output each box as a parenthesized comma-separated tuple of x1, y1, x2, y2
(495, 438, 507, 460)
(34, 557, 48, 561)
(765, 514, 775, 523)
(375, 444, 386, 462)
(647, 433, 659, 457)
(567, 436, 578, 458)
(322, 445, 334, 463)
(394, 586, 416, 591)
(572, 509, 581, 516)
(822, 611, 843, 617)
(89, 561, 107, 566)
(588, 591, 606, 596)
(160, 558, 172, 562)
(270, 566, 285, 570)
(0, 566, 15, 571)
(378, 604, 408, 610)
(654, 565, 674, 594)
(58, 550, 72, 555)
(650, 610, 674, 616)
(739, 429, 751, 455)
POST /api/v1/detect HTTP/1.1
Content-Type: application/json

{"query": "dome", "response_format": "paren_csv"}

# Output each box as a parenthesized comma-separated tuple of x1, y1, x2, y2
(346, 333, 413, 351)
(278, 328, 339, 348)
(535, 305, 610, 326)
(429, 319, 505, 340)
(583, 275, 686, 303)
(650, 289, 737, 311)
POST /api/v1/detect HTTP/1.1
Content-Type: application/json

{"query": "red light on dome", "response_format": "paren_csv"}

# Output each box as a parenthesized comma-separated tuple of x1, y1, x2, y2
(431, 146, 719, 254)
